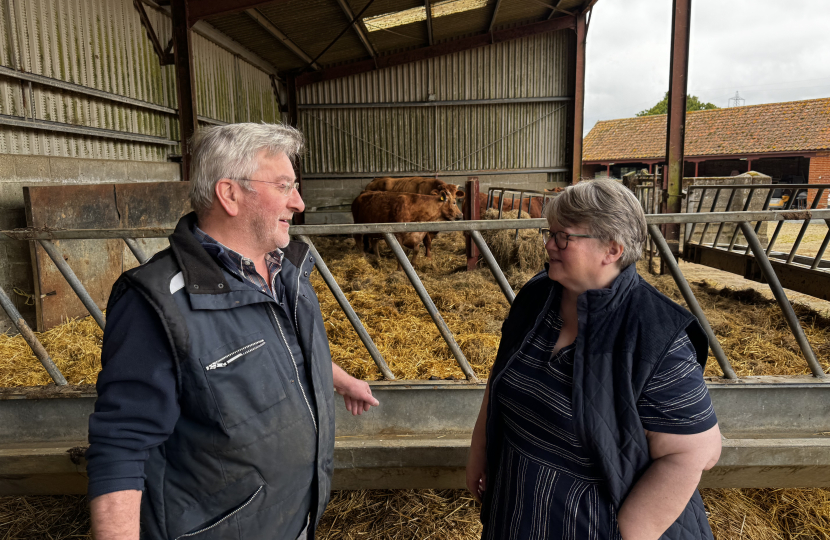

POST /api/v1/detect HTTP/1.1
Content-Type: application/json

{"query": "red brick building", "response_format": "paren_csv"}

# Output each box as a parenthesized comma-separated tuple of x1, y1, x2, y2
(582, 98, 830, 207)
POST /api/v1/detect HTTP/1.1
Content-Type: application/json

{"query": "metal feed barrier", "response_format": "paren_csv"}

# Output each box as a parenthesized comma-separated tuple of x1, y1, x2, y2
(1, 211, 830, 494)
(682, 184, 830, 302)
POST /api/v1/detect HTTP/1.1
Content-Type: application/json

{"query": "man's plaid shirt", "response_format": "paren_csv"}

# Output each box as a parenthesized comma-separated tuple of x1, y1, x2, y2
(193, 226, 284, 300)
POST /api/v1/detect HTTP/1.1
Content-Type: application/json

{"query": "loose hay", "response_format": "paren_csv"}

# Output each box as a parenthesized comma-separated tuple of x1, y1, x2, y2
(2, 233, 830, 538)
(638, 260, 830, 378)
(479, 209, 547, 275)
(3, 488, 829, 539)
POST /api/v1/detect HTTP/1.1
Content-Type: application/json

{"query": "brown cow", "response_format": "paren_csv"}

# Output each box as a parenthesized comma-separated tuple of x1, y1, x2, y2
(351, 190, 463, 267)
(364, 176, 464, 198)
(363, 177, 465, 256)
(464, 192, 544, 218)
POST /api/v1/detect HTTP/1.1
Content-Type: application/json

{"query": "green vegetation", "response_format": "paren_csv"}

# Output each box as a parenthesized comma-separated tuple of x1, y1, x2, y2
(637, 92, 718, 116)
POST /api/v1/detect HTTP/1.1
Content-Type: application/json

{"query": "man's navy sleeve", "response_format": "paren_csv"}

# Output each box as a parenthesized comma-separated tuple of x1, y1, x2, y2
(86, 287, 180, 500)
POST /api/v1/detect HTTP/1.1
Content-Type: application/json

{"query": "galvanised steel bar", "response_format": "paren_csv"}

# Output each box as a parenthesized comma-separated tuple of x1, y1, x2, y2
(786, 188, 825, 264)
(38, 240, 106, 331)
(688, 184, 830, 191)
(744, 189, 775, 256)
(498, 195, 505, 219)
(6, 211, 830, 241)
(728, 188, 758, 251)
(297, 235, 394, 380)
(0, 285, 67, 386)
(712, 187, 739, 248)
(698, 188, 724, 246)
(470, 230, 516, 305)
(123, 238, 149, 265)
(811, 220, 830, 270)
(738, 221, 825, 378)
(685, 186, 709, 245)
(765, 189, 799, 256)
(648, 225, 737, 379)
(381, 233, 478, 382)
(302, 168, 571, 179)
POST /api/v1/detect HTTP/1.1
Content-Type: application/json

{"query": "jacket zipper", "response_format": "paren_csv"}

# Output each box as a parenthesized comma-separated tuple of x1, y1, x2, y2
(205, 340, 266, 371)
(293, 248, 307, 332)
(268, 304, 318, 434)
(174, 486, 263, 539)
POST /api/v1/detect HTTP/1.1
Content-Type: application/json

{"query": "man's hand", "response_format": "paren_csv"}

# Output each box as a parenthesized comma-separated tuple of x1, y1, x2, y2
(332, 362, 379, 415)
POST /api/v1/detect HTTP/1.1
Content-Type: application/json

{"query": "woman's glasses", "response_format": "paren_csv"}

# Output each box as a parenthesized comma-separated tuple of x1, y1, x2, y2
(540, 228, 599, 249)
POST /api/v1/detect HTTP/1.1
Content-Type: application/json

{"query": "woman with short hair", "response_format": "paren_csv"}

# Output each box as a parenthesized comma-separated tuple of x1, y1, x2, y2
(467, 179, 721, 540)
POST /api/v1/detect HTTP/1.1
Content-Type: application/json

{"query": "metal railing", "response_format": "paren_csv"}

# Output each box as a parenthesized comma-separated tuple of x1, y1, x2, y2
(3, 210, 829, 386)
(485, 187, 556, 219)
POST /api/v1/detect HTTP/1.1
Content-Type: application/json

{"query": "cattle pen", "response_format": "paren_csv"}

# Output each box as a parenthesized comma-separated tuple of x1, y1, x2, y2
(1, 0, 829, 537)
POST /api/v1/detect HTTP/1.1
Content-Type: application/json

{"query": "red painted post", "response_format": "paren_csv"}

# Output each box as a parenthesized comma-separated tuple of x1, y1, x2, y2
(661, 0, 692, 274)
(694, 161, 699, 177)
(465, 177, 480, 271)
(747, 159, 753, 172)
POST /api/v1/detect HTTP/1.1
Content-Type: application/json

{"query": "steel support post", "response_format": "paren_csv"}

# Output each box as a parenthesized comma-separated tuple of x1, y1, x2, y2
(38, 240, 106, 330)
(811, 220, 830, 270)
(170, 0, 198, 182)
(0, 285, 67, 385)
(124, 238, 149, 264)
(470, 230, 515, 305)
(381, 232, 478, 381)
(297, 235, 394, 380)
(571, 11, 586, 184)
(648, 226, 737, 380)
(465, 178, 480, 271)
(738, 221, 825, 378)
(661, 0, 692, 274)
(287, 75, 305, 225)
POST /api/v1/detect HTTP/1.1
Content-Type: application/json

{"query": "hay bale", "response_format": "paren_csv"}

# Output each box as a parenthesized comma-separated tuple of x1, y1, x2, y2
(479, 209, 547, 274)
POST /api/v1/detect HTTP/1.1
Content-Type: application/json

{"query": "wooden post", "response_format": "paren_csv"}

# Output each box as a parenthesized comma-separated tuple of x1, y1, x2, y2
(571, 11, 587, 184)
(465, 177, 480, 271)
(170, 0, 198, 182)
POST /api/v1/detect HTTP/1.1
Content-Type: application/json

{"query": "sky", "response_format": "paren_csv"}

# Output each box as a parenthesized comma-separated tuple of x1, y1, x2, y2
(583, 0, 830, 135)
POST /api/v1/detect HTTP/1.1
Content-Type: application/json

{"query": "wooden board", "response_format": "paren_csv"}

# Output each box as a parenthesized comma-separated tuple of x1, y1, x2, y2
(24, 182, 191, 331)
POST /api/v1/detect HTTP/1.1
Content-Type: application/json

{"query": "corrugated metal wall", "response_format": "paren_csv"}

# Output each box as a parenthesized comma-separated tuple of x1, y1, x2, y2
(0, 0, 279, 161)
(298, 31, 571, 175)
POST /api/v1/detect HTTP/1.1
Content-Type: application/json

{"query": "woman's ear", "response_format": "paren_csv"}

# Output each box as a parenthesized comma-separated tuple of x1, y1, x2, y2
(603, 241, 624, 266)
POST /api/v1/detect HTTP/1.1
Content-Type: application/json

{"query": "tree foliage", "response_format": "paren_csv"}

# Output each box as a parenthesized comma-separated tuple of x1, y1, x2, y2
(636, 92, 718, 116)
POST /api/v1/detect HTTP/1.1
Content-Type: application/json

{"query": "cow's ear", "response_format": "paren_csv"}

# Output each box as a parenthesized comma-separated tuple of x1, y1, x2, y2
(456, 189, 465, 199)
(439, 193, 447, 202)
(431, 189, 440, 195)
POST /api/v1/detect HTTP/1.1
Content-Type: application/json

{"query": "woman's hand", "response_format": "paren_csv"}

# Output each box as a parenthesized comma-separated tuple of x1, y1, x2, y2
(467, 382, 491, 503)
(466, 441, 487, 503)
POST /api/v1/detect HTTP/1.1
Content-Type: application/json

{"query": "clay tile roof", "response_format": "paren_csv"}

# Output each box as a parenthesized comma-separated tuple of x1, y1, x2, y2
(583, 97, 830, 162)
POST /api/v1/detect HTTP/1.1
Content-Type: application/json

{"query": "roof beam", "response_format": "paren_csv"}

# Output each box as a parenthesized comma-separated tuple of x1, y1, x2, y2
(547, 0, 572, 19)
(187, 0, 292, 26)
(297, 15, 575, 87)
(245, 9, 321, 70)
(332, 0, 377, 58)
(425, 1, 434, 46)
(488, 0, 503, 33)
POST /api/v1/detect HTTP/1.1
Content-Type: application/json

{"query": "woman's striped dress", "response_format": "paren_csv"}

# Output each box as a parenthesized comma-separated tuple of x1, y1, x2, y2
(483, 300, 717, 540)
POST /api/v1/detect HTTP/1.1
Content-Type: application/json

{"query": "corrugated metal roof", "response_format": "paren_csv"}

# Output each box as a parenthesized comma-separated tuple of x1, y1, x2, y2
(203, 0, 595, 74)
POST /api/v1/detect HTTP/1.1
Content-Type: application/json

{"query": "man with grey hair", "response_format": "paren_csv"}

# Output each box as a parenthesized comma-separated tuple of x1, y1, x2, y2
(87, 123, 377, 540)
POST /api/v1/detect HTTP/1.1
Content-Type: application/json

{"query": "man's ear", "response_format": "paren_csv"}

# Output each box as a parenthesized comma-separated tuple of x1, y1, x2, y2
(603, 241, 624, 266)
(214, 178, 242, 217)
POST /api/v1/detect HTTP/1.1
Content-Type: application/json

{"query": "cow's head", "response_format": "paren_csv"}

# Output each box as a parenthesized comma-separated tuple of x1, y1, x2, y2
(432, 182, 465, 201)
(433, 187, 464, 221)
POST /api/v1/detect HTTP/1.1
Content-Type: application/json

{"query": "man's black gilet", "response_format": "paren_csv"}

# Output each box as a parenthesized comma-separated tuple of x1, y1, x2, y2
(106, 213, 335, 540)
(485, 264, 714, 540)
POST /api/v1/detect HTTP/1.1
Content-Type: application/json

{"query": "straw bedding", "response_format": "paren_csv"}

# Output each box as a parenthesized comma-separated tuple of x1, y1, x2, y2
(2, 228, 830, 539)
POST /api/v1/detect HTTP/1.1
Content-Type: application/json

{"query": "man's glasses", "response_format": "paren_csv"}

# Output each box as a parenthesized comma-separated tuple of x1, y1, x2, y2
(232, 178, 299, 197)
(540, 228, 599, 249)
